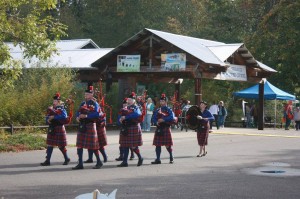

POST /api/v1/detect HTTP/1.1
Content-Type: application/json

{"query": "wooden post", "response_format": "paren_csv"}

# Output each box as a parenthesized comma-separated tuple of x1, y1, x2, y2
(10, 123, 14, 135)
(194, 78, 202, 105)
(258, 81, 265, 130)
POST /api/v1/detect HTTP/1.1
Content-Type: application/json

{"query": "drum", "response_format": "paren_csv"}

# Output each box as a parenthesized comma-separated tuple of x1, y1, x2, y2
(178, 105, 192, 131)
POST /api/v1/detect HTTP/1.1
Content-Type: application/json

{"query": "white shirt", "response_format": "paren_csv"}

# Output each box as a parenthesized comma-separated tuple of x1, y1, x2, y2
(209, 104, 218, 115)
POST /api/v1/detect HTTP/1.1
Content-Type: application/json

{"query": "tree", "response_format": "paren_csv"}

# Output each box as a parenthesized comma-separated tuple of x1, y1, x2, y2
(0, 0, 67, 89)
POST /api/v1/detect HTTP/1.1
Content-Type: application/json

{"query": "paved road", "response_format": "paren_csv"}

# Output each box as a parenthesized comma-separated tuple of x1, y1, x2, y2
(0, 127, 300, 199)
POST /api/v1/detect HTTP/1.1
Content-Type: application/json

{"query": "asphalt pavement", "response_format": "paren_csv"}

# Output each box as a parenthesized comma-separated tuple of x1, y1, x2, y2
(0, 127, 300, 199)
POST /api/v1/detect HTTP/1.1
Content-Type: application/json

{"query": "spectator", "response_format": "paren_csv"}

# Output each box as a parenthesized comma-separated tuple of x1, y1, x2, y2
(144, 97, 154, 131)
(284, 100, 293, 130)
(208, 101, 218, 129)
(217, 101, 227, 129)
(245, 103, 252, 128)
(293, 106, 300, 131)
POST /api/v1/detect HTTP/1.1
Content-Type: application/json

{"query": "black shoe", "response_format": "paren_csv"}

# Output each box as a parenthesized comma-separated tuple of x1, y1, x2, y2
(151, 160, 161, 164)
(63, 158, 70, 165)
(169, 157, 174, 164)
(83, 159, 93, 163)
(40, 160, 50, 166)
(93, 162, 103, 169)
(137, 158, 144, 166)
(115, 157, 123, 161)
(117, 162, 128, 167)
(72, 164, 84, 170)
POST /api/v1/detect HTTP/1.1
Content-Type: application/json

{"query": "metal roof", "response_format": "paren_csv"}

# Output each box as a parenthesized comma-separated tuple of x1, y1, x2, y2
(6, 39, 100, 53)
(146, 28, 226, 66)
(4, 39, 108, 69)
(9, 48, 112, 69)
(256, 61, 277, 72)
(208, 44, 243, 62)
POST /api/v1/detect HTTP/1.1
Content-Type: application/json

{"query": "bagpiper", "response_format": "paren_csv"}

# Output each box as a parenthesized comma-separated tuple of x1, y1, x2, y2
(151, 93, 175, 164)
(72, 86, 103, 170)
(41, 92, 70, 166)
(84, 102, 108, 163)
(118, 92, 144, 167)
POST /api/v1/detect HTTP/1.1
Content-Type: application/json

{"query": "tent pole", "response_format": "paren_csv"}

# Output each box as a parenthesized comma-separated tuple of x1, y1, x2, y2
(274, 100, 277, 129)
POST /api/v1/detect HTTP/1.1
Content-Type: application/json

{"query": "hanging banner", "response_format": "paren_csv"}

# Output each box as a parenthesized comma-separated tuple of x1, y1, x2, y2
(161, 53, 186, 71)
(117, 55, 141, 72)
(215, 64, 247, 81)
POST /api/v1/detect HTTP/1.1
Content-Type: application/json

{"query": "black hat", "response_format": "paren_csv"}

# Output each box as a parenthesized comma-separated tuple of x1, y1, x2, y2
(122, 98, 128, 104)
(85, 86, 94, 94)
(128, 92, 136, 99)
(53, 92, 61, 100)
(160, 93, 167, 101)
(200, 100, 207, 105)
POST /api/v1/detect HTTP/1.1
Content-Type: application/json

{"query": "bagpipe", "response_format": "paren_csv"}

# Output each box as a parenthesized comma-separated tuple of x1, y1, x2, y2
(171, 90, 182, 118)
(119, 106, 132, 136)
(95, 80, 113, 124)
(136, 90, 147, 123)
(46, 92, 75, 125)
(185, 105, 209, 131)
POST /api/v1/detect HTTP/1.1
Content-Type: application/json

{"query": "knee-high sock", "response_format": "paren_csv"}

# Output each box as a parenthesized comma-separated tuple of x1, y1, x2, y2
(122, 147, 129, 164)
(119, 146, 124, 159)
(46, 146, 53, 162)
(155, 146, 161, 160)
(87, 149, 94, 161)
(59, 147, 69, 160)
(166, 146, 173, 160)
(77, 148, 83, 166)
(94, 150, 102, 165)
(130, 148, 134, 158)
(99, 146, 107, 161)
(132, 147, 142, 160)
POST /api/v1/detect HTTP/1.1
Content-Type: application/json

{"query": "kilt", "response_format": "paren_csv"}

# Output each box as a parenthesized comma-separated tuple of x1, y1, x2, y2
(96, 123, 108, 147)
(76, 122, 99, 150)
(153, 126, 173, 146)
(119, 123, 143, 147)
(197, 129, 209, 146)
(46, 125, 67, 147)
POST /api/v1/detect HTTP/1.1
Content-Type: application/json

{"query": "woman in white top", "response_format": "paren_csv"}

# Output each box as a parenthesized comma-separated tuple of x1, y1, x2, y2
(144, 97, 155, 131)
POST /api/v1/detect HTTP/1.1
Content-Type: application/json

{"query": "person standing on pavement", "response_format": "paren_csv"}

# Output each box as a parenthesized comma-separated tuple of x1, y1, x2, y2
(118, 92, 144, 167)
(284, 100, 293, 130)
(151, 93, 175, 164)
(293, 106, 300, 131)
(196, 101, 214, 157)
(41, 92, 70, 166)
(144, 97, 154, 132)
(208, 101, 218, 130)
(217, 101, 227, 129)
(72, 86, 103, 170)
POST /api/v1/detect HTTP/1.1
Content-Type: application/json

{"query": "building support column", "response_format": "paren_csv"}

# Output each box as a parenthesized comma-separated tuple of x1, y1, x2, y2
(194, 78, 202, 105)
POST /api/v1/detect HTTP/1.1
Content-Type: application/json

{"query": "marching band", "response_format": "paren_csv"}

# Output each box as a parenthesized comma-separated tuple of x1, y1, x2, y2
(41, 86, 213, 169)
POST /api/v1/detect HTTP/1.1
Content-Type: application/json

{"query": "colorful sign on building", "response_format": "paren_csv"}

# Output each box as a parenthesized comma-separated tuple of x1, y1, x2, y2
(161, 53, 186, 71)
(117, 55, 141, 72)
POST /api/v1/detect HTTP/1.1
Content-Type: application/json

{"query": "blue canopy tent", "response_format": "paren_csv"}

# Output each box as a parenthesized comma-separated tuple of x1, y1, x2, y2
(233, 80, 295, 100)
(233, 80, 296, 128)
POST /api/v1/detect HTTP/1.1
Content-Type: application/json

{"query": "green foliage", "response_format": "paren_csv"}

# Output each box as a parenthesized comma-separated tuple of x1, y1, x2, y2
(0, 130, 46, 152)
(0, 67, 76, 126)
(0, 0, 68, 90)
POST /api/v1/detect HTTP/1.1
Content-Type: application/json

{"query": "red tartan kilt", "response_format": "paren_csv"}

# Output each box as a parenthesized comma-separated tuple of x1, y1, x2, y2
(76, 123, 99, 149)
(96, 124, 108, 147)
(197, 129, 209, 146)
(46, 125, 67, 147)
(153, 126, 173, 146)
(119, 124, 143, 147)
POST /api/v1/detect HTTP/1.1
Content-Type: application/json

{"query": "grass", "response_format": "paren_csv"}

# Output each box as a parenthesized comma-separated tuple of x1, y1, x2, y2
(0, 129, 46, 152)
